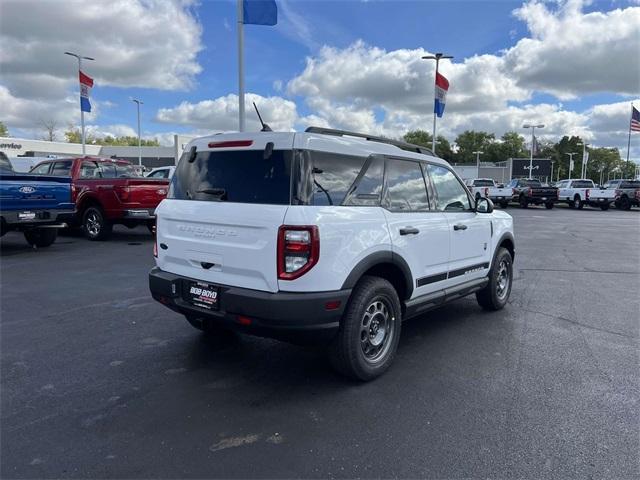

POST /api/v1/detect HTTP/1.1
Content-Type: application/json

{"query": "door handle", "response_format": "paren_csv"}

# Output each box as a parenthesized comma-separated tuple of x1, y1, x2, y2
(399, 227, 420, 235)
(453, 224, 468, 231)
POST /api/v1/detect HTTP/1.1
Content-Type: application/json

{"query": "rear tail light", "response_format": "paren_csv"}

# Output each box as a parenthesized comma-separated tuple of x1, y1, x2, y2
(484, 187, 489, 197)
(585, 189, 590, 199)
(208, 140, 253, 148)
(152, 221, 158, 257)
(71, 184, 78, 203)
(512, 188, 516, 195)
(615, 189, 622, 198)
(277, 225, 319, 280)
(527, 187, 533, 197)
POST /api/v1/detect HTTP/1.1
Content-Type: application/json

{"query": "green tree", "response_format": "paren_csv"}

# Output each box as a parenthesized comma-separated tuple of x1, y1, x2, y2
(64, 127, 159, 147)
(403, 130, 453, 161)
(499, 131, 527, 159)
(0, 121, 9, 137)
(453, 130, 495, 163)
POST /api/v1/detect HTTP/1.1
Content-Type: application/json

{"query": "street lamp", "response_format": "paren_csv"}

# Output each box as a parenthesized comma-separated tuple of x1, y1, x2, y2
(422, 53, 453, 154)
(577, 142, 589, 179)
(565, 152, 577, 180)
(522, 124, 544, 179)
(473, 151, 483, 174)
(64, 51, 94, 155)
(132, 98, 143, 167)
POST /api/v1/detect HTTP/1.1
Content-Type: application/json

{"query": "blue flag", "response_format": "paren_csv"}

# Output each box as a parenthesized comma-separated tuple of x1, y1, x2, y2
(243, 0, 277, 25)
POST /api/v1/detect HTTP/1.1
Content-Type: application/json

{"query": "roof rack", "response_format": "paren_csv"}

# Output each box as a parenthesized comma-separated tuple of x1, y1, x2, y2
(305, 126, 434, 156)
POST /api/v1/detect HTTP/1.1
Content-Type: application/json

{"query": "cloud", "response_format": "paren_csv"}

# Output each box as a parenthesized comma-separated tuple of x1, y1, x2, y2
(155, 93, 299, 132)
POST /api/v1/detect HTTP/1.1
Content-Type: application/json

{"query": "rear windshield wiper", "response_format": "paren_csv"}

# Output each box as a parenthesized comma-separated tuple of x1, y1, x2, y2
(197, 187, 227, 200)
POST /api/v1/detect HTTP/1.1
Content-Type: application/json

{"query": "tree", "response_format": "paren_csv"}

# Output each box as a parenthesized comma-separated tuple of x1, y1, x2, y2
(0, 121, 8, 137)
(402, 130, 453, 161)
(64, 127, 160, 147)
(40, 119, 58, 141)
(499, 131, 527, 159)
(453, 130, 495, 163)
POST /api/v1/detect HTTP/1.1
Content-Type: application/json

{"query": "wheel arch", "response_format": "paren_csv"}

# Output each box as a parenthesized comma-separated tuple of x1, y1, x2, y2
(494, 232, 515, 266)
(341, 251, 414, 301)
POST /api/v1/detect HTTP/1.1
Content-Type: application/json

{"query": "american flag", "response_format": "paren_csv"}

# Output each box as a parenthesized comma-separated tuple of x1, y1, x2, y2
(631, 105, 640, 132)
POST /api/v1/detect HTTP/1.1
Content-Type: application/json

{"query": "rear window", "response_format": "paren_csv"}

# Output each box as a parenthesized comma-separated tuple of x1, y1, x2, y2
(116, 164, 140, 177)
(473, 179, 494, 186)
(571, 180, 594, 188)
(169, 150, 293, 205)
(50, 160, 72, 176)
(522, 179, 542, 186)
(620, 181, 640, 189)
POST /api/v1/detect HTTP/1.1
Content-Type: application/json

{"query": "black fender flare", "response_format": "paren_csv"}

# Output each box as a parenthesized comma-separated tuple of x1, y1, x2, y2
(341, 250, 414, 299)
(492, 231, 515, 267)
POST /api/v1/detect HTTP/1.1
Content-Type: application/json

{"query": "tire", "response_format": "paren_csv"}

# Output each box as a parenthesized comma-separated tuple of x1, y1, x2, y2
(328, 276, 401, 381)
(476, 247, 513, 311)
(24, 228, 57, 248)
(600, 204, 609, 211)
(618, 196, 631, 211)
(545, 201, 554, 209)
(573, 196, 583, 209)
(82, 206, 112, 241)
(519, 196, 528, 208)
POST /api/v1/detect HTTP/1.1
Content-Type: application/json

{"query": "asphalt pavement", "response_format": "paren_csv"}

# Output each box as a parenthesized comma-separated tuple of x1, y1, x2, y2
(1, 205, 639, 479)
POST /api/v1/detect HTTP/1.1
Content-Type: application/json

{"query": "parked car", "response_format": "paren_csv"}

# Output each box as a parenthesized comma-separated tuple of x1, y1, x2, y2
(149, 127, 515, 380)
(0, 153, 74, 247)
(584, 183, 617, 210)
(507, 178, 558, 209)
(146, 166, 175, 179)
(29, 157, 169, 240)
(464, 178, 512, 208)
(556, 179, 595, 209)
(607, 179, 640, 210)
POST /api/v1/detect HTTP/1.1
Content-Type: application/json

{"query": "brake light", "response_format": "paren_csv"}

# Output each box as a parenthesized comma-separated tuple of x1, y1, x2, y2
(512, 188, 516, 195)
(615, 189, 622, 198)
(152, 221, 158, 257)
(527, 187, 533, 197)
(208, 140, 253, 148)
(484, 187, 489, 197)
(585, 189, 590, 199)
(71, 184, 78, 203)
(277, 225, 319, 280)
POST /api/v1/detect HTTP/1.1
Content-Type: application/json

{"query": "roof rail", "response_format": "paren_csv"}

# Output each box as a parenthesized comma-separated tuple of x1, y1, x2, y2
(305, 126, 434, 157)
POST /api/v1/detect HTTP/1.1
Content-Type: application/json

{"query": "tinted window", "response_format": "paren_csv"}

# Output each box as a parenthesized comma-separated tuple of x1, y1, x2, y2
(473, 179, 494, 187)
(427, 164, 472, 211)
(50, 161, 72, 176)
(169, 149, 293, 205)
(31, 163, 51, 175)
(383, 159, 429, 211)
(572, 180, 594, 188)
(80, 161, 101, 179)
(344, 157, 384, 206)
(522, 179, 542, 186)
(620, 180, 640, 188)
(99, 163, 117, 178)
(309, 152, 365, 206)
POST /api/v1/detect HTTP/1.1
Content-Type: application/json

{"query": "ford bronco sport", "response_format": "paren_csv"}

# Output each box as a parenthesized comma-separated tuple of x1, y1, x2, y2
(149, 127, 515, 380)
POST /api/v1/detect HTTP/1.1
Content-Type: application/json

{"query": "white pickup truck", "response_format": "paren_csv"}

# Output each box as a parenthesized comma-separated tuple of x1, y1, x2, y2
(464, 178, 512, 208)
(556, 179, 595, 209)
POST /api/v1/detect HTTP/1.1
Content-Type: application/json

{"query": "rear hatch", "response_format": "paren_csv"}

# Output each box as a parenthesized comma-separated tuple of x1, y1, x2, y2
(0, 174, 73, 211)
(155, 133, 295, 293)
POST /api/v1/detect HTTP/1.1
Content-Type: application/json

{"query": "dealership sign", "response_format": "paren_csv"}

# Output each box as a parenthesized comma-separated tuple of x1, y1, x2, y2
(512, 158, 551, 177)
(0, 142, 23, 150)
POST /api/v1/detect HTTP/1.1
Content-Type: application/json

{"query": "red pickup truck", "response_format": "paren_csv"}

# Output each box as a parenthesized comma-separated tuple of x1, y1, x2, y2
(30, 157, 169, 240)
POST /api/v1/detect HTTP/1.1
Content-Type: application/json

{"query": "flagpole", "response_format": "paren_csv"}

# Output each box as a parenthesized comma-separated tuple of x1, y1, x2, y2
(237, 0, 245, 132)
(65, 51, 94, 156)
(626, 103, 633, 169)
(422, 53, 453, 155)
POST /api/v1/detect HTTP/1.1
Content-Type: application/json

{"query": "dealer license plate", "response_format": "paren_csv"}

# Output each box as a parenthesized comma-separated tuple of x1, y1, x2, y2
(186, 281, 219, 310)
(542, 197, 547, 201)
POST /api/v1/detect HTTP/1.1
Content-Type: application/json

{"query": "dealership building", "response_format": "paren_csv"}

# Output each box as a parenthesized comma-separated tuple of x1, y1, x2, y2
(0, 135, 193, 172)
(453, 158, 554, 184)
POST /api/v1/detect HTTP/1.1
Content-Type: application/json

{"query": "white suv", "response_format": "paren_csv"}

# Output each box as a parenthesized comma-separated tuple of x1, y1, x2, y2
(149, 127, 515, 380)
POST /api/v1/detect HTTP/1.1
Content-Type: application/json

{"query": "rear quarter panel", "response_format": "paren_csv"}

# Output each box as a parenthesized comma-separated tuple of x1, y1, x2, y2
(280, 206, 391, 292)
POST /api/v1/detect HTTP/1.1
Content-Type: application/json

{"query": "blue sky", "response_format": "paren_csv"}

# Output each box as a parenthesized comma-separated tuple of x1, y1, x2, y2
(1, 0, 638, 157)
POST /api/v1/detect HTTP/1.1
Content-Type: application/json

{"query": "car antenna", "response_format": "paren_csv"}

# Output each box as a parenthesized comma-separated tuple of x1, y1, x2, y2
(253, 102, 272, 132)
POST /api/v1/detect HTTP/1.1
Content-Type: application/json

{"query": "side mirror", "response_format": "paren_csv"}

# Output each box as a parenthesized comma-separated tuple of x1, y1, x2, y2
(476, 197, 494, 214)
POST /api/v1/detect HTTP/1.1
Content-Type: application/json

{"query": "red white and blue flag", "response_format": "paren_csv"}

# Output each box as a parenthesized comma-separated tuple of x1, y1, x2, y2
(631, 105, 640, 132)
(434, 72, 449, 118)
(79, 71, 93, 113)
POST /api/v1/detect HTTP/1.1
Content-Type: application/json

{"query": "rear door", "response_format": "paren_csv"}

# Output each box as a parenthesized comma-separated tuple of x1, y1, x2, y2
(382, 158, 450, 297)
(156, 134, 294, 293)
(426, 163, 492, 285)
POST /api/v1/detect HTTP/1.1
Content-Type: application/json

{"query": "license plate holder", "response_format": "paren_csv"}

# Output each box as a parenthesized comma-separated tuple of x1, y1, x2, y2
(185, 281, 219, 311)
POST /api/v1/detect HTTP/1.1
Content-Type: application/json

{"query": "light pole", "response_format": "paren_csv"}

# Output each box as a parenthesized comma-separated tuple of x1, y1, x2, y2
(132, 98, 143, 167)
(522, 124, 544, 179)
(64, 51, 94, 155)
(550, 161, 554, 184)
(565, 152, 577, 179)
(473, 151, 483, 176)
(422, 53, 453, 154)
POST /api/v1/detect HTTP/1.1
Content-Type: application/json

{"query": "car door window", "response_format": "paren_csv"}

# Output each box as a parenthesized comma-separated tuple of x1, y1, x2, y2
(149, 169, 168, 178)
(50, 161, 72, 176)
(427, 164, 472, 211)
(344, 157, 384, 206)
(383, 159, 429, 212)
(31, 163, 51, 175)
(99, 162, 117, 178)
(80, 161, 102, 179)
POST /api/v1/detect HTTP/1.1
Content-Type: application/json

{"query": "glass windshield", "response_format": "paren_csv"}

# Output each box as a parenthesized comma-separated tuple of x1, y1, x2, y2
(473, 179, 494, 186)
(169, 149, 293, 204)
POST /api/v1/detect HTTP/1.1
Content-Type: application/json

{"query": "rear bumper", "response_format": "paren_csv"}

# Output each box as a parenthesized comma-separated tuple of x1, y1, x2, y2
(122, 208, 155, 220)
(0, 209, 75, 228)
(149, 267, 350, 342)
